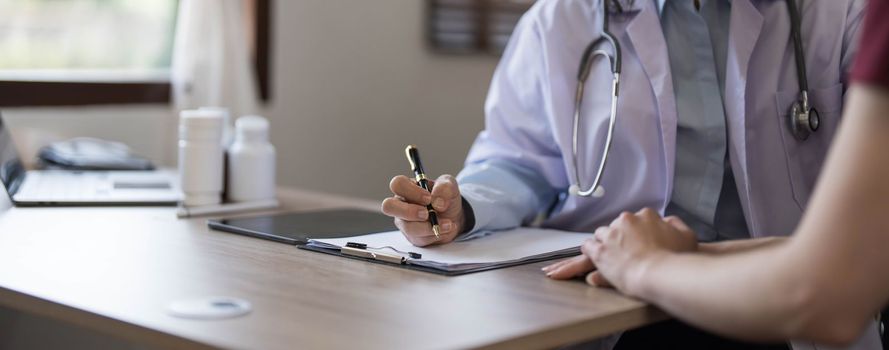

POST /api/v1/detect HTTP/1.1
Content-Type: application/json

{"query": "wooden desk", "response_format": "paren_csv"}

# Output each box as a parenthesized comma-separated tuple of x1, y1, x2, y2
(0, 188, 665, 349)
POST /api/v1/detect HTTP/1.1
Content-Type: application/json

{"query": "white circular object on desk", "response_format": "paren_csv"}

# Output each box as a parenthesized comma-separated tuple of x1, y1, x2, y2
(167, 296, 252, 320)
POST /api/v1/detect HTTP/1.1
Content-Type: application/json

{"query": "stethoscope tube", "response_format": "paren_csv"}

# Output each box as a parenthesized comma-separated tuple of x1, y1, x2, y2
(568, 0, 815, 197)
(786, 0, 808, 94)
(570, 1, 621, 197)
(785, 0, 820, 140)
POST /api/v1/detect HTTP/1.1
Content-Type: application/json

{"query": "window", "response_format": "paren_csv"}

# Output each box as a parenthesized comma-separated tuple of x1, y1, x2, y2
(427, 0, 534, 55)
(0, 0, 177, 80)
(0, 0, 272, 107)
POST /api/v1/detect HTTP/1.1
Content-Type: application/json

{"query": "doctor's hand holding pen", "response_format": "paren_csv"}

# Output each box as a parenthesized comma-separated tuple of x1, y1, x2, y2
(383, 145, 469, 247)
(382, 174, 466, 247)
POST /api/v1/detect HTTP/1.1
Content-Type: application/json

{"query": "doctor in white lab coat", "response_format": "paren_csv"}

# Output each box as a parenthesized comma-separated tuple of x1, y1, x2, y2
(381, 0, 879, 348)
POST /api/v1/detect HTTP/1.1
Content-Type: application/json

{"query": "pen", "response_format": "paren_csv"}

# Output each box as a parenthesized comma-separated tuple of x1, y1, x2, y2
(404, 145, 441, 240)
(176, 198, 279, 218)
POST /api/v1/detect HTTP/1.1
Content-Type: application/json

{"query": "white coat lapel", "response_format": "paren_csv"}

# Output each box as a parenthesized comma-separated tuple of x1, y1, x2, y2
(624, 0, 677, 211)
(725, 0, 764, 235)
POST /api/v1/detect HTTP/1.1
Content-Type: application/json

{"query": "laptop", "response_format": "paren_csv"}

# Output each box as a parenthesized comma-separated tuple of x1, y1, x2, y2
(0, 116, 181, 206)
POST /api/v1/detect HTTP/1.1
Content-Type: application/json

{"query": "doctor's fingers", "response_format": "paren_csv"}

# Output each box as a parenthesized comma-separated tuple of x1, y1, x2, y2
(610, 211, 639, 228)
(585, 271, 613, 288)
(664, 215, 693, 234)
(381, 197, 429, 221)
(583, 233, 607, 260)
(394, 218, 458, 247)
(593, 226, 616, 244)
(635, 207, 660, 221)
(430, 175, 460, 212)
(663, 216, 698, 251)
(544, 255, 595, 280)
(542, 255, 581, 272)
(389, 175, 433, 205)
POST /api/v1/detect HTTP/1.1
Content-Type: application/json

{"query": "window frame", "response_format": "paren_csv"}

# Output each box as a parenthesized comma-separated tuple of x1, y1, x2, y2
(426, 0, 533, 55)
(0, 0, 272, 107)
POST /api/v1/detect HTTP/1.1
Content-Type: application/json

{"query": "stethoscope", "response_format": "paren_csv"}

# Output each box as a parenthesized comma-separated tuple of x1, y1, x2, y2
(569, 0, 819, 198)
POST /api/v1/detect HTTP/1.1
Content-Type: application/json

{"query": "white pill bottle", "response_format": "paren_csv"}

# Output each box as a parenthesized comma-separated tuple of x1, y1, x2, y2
(179, 109, 225, 206)
(227, 115, 276, 202)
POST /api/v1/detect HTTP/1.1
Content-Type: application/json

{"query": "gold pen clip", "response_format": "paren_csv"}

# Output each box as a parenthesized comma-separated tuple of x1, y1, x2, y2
(405, 145, 419, 171)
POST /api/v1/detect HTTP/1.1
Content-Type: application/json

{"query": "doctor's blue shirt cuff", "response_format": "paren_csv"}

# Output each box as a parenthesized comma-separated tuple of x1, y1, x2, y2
(458, 182, 513, 234)
(457, 161, 557, 234)
(459, 196, 476, 234)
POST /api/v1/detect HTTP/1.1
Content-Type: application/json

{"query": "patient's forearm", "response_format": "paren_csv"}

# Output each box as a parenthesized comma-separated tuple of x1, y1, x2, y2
(626, 86, 889, 345)
(698, 236, 786, 255)
(631, 245, 810, 342)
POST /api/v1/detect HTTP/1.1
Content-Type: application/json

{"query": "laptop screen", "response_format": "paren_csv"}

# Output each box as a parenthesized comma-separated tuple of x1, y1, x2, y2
(0, 115, 26, 197)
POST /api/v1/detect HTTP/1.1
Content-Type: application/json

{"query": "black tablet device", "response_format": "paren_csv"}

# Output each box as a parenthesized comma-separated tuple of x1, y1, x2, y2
(208, 209, 397, 245)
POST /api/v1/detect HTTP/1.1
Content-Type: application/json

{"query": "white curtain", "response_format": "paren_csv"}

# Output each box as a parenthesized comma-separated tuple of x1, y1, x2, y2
(171, 0, 259, 122)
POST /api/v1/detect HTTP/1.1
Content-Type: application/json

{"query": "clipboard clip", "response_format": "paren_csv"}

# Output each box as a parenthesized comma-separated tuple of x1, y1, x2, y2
(341, 245, 407, 265)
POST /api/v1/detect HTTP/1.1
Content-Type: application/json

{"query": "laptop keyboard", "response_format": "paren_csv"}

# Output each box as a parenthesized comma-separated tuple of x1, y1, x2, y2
(16, 171, 112, 200)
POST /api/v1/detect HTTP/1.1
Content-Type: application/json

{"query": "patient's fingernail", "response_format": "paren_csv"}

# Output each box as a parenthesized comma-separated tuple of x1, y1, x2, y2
(418, 210, 428, 220)
(441, 221, 452, 232)
(433, 198, 445, 210)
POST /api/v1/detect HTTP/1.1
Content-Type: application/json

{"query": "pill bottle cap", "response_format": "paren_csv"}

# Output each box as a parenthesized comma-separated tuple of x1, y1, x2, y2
(198, 107, 229, 119)
(179, 110, 224, 142)
(235, 115, 270, 143)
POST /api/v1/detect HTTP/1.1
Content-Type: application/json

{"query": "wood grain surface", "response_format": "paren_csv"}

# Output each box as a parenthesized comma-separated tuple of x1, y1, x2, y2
(0, 188, 665, 349)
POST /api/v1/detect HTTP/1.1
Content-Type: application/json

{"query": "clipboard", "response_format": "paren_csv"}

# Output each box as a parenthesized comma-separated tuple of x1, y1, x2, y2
(298, 244, 580, 276)
(208, 209, 396, 245)
(299, 228, 591, 276)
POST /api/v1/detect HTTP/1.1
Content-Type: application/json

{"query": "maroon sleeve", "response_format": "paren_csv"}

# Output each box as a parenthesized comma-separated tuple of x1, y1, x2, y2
(851, 0, 889, 88)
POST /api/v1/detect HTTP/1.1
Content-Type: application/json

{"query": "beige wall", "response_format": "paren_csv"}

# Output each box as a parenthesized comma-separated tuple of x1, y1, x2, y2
(4, 0, 499, 200)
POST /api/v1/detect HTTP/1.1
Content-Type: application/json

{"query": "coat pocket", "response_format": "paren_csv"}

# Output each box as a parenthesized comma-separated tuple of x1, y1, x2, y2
(774, 83, 844, 209)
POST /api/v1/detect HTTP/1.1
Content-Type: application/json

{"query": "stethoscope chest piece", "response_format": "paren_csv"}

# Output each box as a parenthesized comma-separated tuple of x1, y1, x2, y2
(784, 0, 819, 142)
(789, 99, 821, 141)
